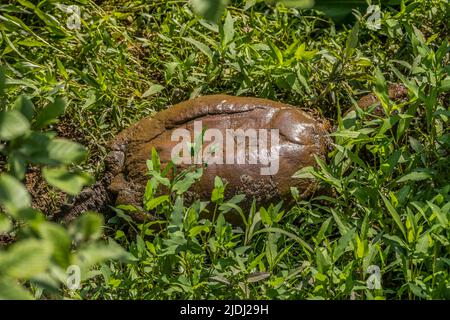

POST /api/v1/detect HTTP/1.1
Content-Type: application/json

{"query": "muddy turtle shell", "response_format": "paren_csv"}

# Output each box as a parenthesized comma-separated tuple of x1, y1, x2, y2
(105, 95, 331, 217)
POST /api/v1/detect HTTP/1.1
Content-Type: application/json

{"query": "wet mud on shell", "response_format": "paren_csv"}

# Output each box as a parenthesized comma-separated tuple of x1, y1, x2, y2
(60, 86, 409, 223)
(62, 95, 332, 223)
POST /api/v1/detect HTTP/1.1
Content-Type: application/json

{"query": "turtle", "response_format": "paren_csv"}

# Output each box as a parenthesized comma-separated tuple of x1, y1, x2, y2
(61, 85, 407, 223)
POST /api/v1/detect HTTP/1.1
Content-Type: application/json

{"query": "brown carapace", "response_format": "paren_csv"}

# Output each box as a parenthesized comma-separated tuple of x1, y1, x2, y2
(61, 85, 408, 223)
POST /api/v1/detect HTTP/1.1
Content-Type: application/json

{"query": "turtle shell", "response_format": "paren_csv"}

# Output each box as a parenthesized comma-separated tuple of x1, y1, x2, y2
(105, 95, 332, 219)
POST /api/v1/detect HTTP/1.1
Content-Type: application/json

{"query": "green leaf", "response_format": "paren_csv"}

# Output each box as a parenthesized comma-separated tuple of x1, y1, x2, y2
(142, 84, 165, 98)
(0, 67, 5, 97)
(0, 239, 52, 279)
(145, 195, 169, 211)
(373, 68, 390, 109)
(71, 212, 104, 242)
(0, 174, 31, 216)
(345, 21, 360, 55)
(222, 11, 234, 46)
(16, 0, 36, 9)
(316, 247, 331, 273)
(33, 97, 66, 129)
(56, 57, 68, 80)
(211, 176, 225, 203)
(251, 227, 313, 253)
(7, 151, 27, 179)
(0, 110, 30, 141)
(279, 0, 314, 8)
(189, 225, 210, 238)
(45, 139, 87, 165)
(12, 95, 34, 121)
(268, 40, 283, 64)
(0, 214, 12, 233)
(397, 171, 433, 183)
(260, 207, 272, 225)
(381, 193, 406, 239)
(172, 168, 203, 195)
(333, 228, 356, 261)
(74, 240, 132, 280)
(15, 134, 85, 165)
(295, 42, 317, 61)
(190, 0, 229, 22)
(43, 167, 92, 195)
(170, 197, 184, 229)
(427, 201, 448, 227)
(0, 280, 33, 300)
(37, 222, 71, 267)
(183, 37, 213, 62)
(247, 272, 271, 283)
(293, 166, 316, 179)
(313, 0, 369, 23)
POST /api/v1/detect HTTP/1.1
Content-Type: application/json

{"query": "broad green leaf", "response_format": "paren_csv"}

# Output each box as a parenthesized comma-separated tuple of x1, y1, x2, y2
(183, 37, 213, 61)
(0, 214, 12, 233)
(397, 171, 433, 183)
(190, 0, 229, 22)
(260, 207, 272, 225)
(172, 168, 203, 195)
(0, 110, 30, 140)
(37, 222, 71, 267)
(345, 21, 360, 55)
(316, 247, 331, 273)
(55, 57, 68, 80)
(0, 67, 5, 97)
(170, 197, 184, 229)
(279, 0, 314, 8)
(209, 275, 230, 285)
(12, 95, 34, 121)
(145, 195, 169, 211)
(7, 151, 27, 179)
(211, 176, 225, 202)
(0, 239, 52, 279)
(266, 232, 277, 268)
(14, 133, 86, 165)
(0, 280, 33, 300)
(247, 272, 271, 283)
(142, 84, 164, 98)
(71, 212, 104, 242)
(355, 233, 366, 258)
(16, 0, 36, 9)
(74, 240, 132, 280)
(268, 40, 283, 64)
(292, 166, 315, 179)
(33, 97, 66, 129)
(381, 193, 406, 239)
(43, 167, 92, 195)
(295, 42, 317, 61)
(333, 228, 356, 261)
(222, 11, 234, 46)
(427, 201, 448, 227)
(45, 139, 87, 165)
(189, 225, 210, 238)
(373, 68, 390, 109)
(0, 174, 31, 216)
(251, 227, 313, 253)
(219, 201, 245, 217)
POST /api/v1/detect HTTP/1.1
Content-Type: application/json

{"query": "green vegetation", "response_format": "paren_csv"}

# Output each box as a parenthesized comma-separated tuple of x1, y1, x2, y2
(0, 0, 449, 299)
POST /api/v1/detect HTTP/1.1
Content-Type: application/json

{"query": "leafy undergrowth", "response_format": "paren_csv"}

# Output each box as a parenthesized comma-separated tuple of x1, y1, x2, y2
(0, 0, 449, 299)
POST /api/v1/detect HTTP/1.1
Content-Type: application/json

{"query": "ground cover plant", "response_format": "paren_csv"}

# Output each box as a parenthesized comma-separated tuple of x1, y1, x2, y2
(0, 0, 449, 299)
